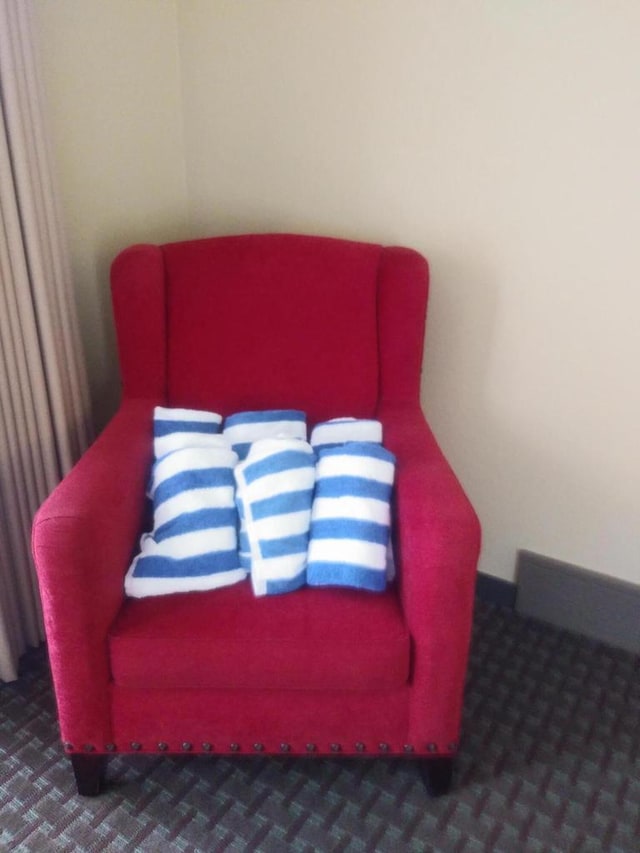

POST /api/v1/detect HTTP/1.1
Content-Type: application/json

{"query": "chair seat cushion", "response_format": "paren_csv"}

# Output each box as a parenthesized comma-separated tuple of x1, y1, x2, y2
(109, 582, 410, 691)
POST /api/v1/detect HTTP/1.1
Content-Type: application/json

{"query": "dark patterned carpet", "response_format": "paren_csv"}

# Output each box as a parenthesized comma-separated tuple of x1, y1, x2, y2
(1, 600, 639, 852)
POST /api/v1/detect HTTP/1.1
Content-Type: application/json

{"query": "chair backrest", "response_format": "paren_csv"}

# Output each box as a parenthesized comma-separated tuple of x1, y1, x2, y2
(111, 233, 428, 423)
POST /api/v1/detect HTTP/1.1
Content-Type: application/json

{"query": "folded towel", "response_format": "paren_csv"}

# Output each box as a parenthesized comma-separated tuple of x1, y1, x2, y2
(310, 417, 383, 454)
(307, 442, 396, 592)
(153, 406, 223, 460)
(225, 410, 307, 571)
(235, 438, 315, 596)
(223, 409, 307, 461)
(126, 445, 246, 597)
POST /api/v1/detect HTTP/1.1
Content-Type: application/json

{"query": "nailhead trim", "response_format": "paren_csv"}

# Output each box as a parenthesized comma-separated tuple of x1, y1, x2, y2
(57, 739, 453, 757)
(68, 738, 454, 757)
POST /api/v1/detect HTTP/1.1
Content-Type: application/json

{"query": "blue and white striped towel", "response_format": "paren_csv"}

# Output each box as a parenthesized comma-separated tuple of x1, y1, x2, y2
(310, 417, 383, 454)
(223, 409, 307, 461)
(235, 438, 315, 596)
(125, 445, 246, 597)
(307, 442, 396, 592)
(225, 410, 307, 569)
(153, 406, 223, 459)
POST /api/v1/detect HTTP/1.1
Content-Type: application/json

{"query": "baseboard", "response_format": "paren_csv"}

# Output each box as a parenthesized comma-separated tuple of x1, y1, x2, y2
(515, 550, 640, 655)
(475, 572, 517, 609)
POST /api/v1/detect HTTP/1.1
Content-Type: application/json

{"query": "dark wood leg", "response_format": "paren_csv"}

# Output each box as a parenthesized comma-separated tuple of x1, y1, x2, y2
(419, 756, 454, 797)
(70, 754, 107, 796)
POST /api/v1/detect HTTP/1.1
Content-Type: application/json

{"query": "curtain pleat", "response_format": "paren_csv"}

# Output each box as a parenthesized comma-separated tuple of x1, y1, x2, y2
(0, 0, 92, 681)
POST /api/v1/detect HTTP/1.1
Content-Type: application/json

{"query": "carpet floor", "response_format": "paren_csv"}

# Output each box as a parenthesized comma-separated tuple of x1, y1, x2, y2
(1, 599, 639, 852)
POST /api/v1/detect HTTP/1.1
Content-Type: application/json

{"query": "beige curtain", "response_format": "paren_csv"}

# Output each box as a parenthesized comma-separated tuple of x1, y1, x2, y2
(0, 0, 92, 682)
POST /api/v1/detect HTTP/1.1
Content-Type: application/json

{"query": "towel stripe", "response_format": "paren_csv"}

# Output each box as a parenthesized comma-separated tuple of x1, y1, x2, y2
(131, 550, 240, 578)
(309, 537, 388, 570)
(230, 442, 252, 460)
(264, 573, 310, 596)
(252, 509, 312, 541)
(310, 418, 382, 453)
(242, 449, 314, 485)
(155, 507, 239, 542)
(310, 517, 389, 545)
(305, 561, 387, 592)
(311, 495, 390, 525)
(154, 487, 235, 527)
(154, 468, 236, 507)
(226, 409, 306, 427)
(251, 489, 314, 520)
(153, 406, 223, 459)
(259, 532, 311, 559)
(313, 476, 392, 503)
(155, 407, 222, 424)
(224, 410, 307, 460)
(154, 420, 221, 438)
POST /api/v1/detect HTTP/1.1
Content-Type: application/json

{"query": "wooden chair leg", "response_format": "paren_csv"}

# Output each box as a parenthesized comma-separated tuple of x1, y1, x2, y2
(70, 754, 107, 796)
(419, 756, 454, 797)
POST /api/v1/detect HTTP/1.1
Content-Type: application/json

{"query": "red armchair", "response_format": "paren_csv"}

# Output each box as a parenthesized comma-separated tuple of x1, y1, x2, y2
(32, 233, 480, 796)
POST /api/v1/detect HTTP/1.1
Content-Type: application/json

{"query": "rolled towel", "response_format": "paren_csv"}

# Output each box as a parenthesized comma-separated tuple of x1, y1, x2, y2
(223, 409, 307, 461)
(235, 438, 315, 596)
(125, 445, 246, 597)
(310, 417, 382, 454)
(153, 406, 223, 460)
(307, 442, 396, 592)
(225, 410, 308, 570)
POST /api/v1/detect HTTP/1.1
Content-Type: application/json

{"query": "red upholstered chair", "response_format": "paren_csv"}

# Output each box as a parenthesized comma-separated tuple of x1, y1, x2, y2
(32, 233, 480, 797)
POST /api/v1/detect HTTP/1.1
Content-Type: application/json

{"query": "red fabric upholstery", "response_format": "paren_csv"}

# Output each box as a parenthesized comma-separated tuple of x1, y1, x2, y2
(163, 234, 381, 422)
(32, 399, 153, 746)
(32, 233, 481, 771)
(110, 246, 166, 402)
(109, 583, 409, 691)
(379, 404, 481, 747)
(111, 687, 410, 755)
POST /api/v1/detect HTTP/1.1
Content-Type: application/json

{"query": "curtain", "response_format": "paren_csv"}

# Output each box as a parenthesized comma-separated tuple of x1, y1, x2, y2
(0, 0, 92, 682)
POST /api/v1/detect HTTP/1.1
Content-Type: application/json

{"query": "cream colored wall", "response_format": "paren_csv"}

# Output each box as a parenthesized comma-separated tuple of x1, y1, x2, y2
(34, 0, 189, 427)
(36, 1, 640, 586)
(177, 1, 640, 586)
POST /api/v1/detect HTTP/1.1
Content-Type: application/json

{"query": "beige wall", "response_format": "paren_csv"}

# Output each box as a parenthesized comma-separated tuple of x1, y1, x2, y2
(35, 0, 189, 427)
(36, 1, 640, 587)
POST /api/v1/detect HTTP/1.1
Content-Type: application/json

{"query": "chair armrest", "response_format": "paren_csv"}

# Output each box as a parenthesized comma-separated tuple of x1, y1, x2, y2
(378, 404, 481, 748)
(32, 399, 153, 748)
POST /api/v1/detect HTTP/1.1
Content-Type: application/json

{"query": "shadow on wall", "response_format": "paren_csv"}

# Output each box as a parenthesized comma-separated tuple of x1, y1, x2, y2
(85, 218, 190, 432)
(420, 244, 638, 584)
